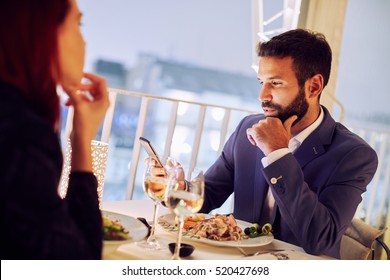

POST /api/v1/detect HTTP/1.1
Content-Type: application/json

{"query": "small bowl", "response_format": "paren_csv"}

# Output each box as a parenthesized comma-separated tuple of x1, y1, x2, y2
(168, 243, 195, 257)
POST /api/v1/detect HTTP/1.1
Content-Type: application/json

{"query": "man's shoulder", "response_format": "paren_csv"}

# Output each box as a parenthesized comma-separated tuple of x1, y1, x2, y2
(334, 123, 371, 146)
(329, 123, 377, 161)
(319, 107, 373, 149)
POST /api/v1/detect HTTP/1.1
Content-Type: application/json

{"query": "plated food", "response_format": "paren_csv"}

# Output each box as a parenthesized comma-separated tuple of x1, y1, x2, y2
(101, 210, 149, 255)
(102, 216, 130, 241)
(185, 214, 246, 241)
(158, 213, 274, 248)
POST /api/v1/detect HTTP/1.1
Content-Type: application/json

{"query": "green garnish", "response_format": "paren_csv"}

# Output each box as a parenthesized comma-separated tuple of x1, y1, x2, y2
(102, 217, 130, 241)
(244, 223, 272, 238)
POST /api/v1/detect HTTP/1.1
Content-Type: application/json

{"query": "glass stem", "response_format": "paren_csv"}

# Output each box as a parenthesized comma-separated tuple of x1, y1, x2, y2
(147, 201, 159, 243)
(173, 215, 185, 260)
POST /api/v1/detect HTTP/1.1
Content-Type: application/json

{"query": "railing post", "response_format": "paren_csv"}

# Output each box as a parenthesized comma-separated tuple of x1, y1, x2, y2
(163, 101, 179, 160)
(218, 109, 231, 155)
(126, 96, 150, 199)
(366, 132, 384, 225)
(188, 105, 206, 179)
(100, 90, 118, 143)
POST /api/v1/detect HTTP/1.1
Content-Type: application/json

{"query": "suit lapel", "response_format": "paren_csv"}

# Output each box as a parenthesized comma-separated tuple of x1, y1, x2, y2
(294, 106, 336, 168)
(294, 133, 325, 167)
(253, 148, 269, 223)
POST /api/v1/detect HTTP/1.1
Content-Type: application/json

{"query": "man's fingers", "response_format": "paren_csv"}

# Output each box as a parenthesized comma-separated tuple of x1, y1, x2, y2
(246, 128, 256, 145)
(151, 167, 166, 177)
(283, 115, 298, 133)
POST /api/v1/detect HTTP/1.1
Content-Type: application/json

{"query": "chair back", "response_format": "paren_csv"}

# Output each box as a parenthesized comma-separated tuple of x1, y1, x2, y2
(340, 218, 389, 260)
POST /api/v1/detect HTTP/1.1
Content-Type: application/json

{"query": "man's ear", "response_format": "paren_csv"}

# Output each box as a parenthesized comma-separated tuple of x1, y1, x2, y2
(306, 74, 324, 98)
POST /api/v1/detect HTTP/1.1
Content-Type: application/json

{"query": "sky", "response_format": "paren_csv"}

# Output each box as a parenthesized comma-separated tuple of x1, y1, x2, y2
(79, 0, 254, 76)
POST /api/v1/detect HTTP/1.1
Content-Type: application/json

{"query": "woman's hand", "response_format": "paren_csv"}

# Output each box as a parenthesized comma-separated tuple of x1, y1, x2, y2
(64, 73, 110, 171)
(66, 73, 110, 141)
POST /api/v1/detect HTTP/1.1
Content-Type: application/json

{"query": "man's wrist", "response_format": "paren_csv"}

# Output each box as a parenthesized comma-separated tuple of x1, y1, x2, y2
(261, 148, 290, 167)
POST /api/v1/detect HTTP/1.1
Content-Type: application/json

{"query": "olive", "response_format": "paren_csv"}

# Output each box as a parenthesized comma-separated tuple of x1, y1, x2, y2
(244, 227, 251, 235)
(262, 223, 272, 234)
(249, 226, 257, 233)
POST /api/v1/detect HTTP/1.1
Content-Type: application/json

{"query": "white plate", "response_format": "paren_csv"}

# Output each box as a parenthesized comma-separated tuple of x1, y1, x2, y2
(158, 213, 273, 248)
(102, 210, 149, 254)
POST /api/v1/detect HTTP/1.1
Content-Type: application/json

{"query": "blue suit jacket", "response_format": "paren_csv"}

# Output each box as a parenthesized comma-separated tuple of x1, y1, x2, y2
(201, 106, 378, 258)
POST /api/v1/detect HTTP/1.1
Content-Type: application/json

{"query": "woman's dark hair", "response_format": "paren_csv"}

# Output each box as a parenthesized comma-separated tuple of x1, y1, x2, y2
(257, 29, 332, 89)
(0, 0, 70, 129)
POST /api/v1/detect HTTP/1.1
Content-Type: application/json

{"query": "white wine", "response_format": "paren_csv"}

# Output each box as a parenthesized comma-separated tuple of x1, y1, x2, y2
(144, 177, 166, 203)
(167, 190, 204, 216)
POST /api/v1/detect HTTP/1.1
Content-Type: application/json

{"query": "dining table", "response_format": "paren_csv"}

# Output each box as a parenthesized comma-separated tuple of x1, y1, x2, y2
(101, 199, 334, 260)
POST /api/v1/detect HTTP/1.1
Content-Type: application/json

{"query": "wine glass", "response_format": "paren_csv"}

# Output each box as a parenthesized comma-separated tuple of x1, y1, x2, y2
(165, 167, 204, 260)
(137, 156, 172, 250)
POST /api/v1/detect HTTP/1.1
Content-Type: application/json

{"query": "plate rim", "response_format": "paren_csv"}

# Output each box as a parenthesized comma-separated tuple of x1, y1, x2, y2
(158, 213, 273, 248)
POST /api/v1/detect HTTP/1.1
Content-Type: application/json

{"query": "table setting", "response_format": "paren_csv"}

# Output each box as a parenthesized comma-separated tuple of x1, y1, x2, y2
(101, 199, 332, 260)
(101, 155, 333, 260)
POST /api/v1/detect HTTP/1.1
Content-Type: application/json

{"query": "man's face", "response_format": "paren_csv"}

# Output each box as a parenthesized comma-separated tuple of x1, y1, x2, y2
(257, 56, 309, 123)
(262, 86, 308, 123)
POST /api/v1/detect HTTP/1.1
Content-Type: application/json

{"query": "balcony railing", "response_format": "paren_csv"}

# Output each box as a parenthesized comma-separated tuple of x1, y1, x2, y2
(60, 88, 390, 234)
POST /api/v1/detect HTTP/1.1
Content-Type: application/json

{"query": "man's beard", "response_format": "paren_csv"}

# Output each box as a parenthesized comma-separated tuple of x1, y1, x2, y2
(262, 86, 309, 124)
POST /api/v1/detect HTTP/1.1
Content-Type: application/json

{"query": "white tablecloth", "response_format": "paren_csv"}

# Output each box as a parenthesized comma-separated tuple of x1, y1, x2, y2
(102, 200, 334, 260)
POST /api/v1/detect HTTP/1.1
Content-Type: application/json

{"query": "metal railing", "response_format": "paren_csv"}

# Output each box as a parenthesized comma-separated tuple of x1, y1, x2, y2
(61, 88, 389, 233)
(349, 126, 390, 230)
(62, 88, 259, 200)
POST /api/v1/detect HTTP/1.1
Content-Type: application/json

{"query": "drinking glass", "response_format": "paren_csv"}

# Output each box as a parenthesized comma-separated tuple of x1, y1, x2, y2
(90, 140, 109, 208)
(59, 139, 108, 208)
(137, 156, 173, 250)
(165, 167, 204, 260)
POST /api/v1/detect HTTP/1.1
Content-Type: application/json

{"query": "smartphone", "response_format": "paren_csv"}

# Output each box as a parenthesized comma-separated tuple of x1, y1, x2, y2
(139, 137, 164, 168)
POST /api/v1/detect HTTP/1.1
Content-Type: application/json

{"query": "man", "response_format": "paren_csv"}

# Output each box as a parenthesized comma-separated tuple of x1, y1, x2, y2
(200, 29, 378, 259)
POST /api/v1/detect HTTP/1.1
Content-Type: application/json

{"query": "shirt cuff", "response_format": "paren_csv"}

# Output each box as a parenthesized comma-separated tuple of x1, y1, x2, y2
(261, 148, 290, 167)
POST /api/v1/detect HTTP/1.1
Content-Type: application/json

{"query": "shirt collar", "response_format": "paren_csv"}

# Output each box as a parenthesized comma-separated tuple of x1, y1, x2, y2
(292, 106, 324, 145)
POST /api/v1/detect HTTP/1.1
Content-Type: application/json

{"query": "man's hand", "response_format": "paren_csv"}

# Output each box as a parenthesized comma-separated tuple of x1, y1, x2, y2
(148, 158, 186, 193)
(246, 115, 297, 156)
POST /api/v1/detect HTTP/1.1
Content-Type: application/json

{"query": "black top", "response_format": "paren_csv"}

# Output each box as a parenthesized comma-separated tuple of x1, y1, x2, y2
(0, 81, 102, 259)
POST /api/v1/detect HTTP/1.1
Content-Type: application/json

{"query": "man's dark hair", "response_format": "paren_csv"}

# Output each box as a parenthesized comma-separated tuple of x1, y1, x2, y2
(257, 29, 332, 88)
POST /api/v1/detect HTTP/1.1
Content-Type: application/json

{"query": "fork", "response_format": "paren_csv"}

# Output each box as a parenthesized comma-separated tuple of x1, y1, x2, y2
(236, 247, 286, 257)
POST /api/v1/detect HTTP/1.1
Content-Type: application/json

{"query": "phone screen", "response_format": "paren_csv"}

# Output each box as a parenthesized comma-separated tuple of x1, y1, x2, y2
(139, 137, 164, 168)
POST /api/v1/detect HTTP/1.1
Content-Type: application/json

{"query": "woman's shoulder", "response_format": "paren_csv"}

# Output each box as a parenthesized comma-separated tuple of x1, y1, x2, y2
(0, 83, 56, 141)
(0, 106, 56, 145)
(0, 100, 61, 167)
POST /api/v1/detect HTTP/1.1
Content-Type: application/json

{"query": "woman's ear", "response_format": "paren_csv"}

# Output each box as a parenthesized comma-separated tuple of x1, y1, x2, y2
(307, 74, 324, 98)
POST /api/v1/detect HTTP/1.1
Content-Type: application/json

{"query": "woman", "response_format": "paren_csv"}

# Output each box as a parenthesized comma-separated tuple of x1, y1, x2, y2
(0, 0, 109, 259)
